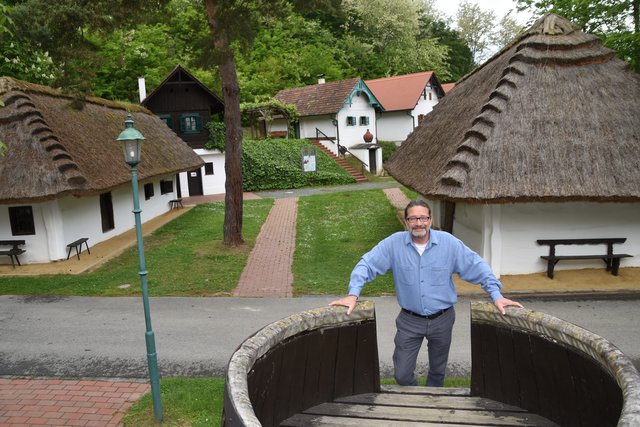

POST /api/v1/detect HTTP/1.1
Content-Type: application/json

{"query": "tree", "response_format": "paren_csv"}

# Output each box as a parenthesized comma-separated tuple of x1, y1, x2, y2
(419, 17, 475, 81)
(456, 0, 496, 63)
(341, 0, 451, 79)
(491, 12, 524, 51)
(516, 0, 640, 71)
(7, 0, 170, 95)
(235, 12, 351, 102)
(203, 0, 290, 246)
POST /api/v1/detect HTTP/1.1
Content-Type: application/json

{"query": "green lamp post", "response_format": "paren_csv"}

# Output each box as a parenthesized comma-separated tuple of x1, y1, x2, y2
(117, 113, 163, 422)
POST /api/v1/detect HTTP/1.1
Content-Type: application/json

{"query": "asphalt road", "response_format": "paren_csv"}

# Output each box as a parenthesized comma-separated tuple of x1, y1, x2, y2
(1, 295, 638, 379)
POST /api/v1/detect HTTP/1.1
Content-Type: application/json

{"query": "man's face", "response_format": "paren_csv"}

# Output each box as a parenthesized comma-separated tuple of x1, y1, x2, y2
(405, 206, 431, 240)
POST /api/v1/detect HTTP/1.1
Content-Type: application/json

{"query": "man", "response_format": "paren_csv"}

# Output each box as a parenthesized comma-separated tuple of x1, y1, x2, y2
(330, 200, 523, 387)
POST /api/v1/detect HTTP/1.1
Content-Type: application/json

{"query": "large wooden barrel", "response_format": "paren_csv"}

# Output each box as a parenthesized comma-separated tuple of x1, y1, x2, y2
(223, 301, 380, 427)
(471, 301, 640, 427)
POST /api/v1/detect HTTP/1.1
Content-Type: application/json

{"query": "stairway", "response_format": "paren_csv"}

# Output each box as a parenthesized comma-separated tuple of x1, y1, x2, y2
(309, 139, 368, 182)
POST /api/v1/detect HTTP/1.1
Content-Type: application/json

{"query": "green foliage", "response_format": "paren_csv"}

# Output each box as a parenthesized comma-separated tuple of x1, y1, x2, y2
(341, 0, 452, 79)
(420, 17, 475, 81)
(377, 140, 399, 163)
(0, 1, 12, 35)
(234, 12, 351, 101)
(293, 190, 401, 295)
(242, 139, 356, 191)
(241, 98, 300, 136)
(0, 38, 60, 85)
(204, 121, 226, 152)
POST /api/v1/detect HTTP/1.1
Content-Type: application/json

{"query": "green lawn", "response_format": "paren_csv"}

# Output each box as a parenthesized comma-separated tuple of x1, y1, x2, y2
(0, 189, 406, 297)
(125, 376, 470, 426)
(0, 200, 273, 296)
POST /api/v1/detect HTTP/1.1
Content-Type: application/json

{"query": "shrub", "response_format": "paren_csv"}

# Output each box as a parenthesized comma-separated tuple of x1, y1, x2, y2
(377, 140, 399, 163)
(243, 139, 355, 191)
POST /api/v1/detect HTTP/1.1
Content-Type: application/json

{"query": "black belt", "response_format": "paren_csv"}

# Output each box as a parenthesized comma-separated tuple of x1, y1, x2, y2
(402, 306, 451, 320)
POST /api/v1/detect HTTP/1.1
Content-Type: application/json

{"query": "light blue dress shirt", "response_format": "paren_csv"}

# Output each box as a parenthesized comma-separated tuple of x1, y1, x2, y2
(348, 230, 504, 315)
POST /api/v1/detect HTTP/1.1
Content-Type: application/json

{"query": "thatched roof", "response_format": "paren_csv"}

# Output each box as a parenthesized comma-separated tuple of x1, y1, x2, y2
(384, 14, 640, 203)
(0, 77, 203, 205)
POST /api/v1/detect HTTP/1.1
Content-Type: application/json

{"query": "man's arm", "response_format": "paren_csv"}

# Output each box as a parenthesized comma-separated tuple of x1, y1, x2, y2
(330, 236, 395, 315)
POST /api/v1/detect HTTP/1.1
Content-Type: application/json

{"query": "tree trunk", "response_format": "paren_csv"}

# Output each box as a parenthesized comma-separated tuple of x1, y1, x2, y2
(205, 0, 244, 246)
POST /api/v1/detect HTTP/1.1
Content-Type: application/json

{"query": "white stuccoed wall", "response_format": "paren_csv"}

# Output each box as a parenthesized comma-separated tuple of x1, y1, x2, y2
(1, 176, 178, 264)
(453, 201, 640, 277)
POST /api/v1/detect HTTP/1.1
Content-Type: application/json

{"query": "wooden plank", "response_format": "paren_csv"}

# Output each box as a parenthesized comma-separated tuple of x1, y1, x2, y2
(333, 325, 357, 398)
(380, 385, 470, 396)
(274, 333, 308, 425)
(301, 402, 559, 426)
(248, 344, 284, 427)
(281, 413, 481, 426)
(335, 392, 527, 412)
(495, 326, 521, 408)
(511, 331, 540, 415)
(315, 328, 340, 405)
(352, 320, 380, 394)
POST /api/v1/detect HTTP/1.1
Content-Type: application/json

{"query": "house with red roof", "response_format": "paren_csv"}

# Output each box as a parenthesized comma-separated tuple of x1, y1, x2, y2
(273, 77, 385, 173)
(365, 71, 445, 143)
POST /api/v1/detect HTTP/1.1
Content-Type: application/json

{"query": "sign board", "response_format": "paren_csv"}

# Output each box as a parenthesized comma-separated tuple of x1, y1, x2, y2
(301, 146, 317, 173)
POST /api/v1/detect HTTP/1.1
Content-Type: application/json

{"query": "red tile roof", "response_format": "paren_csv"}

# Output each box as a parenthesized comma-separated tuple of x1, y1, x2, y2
(365, 72, 434, 111)
(275, 78, 361, 116)
(441, 83, 456, 93)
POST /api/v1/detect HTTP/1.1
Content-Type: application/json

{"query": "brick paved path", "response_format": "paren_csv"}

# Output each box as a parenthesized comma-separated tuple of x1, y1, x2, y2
(232, 188, 410, 298)
(0, 378, 149, 427)
(383, 187, 411, 211)
(233, 198, 298, 297)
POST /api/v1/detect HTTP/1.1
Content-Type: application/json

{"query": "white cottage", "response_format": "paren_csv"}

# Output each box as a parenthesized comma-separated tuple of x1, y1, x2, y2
(366, 71, 445, 143)
(272, 77, 385, 174)
(0, 77, 203, 265)
(385, 14, 640, 277)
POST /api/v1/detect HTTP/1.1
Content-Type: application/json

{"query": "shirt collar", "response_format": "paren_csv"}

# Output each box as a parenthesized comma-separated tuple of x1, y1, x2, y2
(404, 229, 439, 247)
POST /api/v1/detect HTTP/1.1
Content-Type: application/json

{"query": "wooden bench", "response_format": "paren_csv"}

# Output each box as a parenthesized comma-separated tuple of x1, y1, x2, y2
(169, 198, 183, 209)
(537, 238, 632, 279)
(66, 237, 90, 260)
(0, 240, 26, 268)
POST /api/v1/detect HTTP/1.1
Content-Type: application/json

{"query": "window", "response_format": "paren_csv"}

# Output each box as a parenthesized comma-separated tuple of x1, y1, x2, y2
(346, 116, 356, 126)
(359, 116, 369, 126)
(9, 206, 35, 236)
(144, 183, 155, 200)
(180, 113, 203, 133)
(160, 180, 173, 195)
(159, 115, 173, 129)
(204, 162, 214, 175)
(428, 92, 432, 101)
(100, 192, 115, 232)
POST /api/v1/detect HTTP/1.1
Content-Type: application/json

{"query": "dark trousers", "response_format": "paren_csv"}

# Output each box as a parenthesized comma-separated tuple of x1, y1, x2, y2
(392, 306, 455, 387)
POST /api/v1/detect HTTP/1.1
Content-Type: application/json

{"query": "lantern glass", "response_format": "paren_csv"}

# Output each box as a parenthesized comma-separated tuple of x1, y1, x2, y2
(123, 139, 141, 166)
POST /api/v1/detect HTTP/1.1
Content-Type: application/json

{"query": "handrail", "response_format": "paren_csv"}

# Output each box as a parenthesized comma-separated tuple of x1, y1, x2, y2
(315, 127, 369, 174)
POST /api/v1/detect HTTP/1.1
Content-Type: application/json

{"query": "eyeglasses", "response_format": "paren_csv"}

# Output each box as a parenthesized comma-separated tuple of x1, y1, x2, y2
(406, 216, 431, 224)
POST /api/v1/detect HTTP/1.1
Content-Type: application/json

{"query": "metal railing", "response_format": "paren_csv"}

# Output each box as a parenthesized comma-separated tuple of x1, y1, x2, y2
(315, 128, 368, 174)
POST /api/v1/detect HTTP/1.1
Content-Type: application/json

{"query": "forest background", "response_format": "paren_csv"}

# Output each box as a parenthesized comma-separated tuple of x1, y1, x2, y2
(2, 0, 637, 106)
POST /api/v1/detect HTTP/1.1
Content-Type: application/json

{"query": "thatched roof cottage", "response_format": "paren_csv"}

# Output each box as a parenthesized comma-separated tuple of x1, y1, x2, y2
(385, 14, 640, 276)
(0, 77, 203, 264)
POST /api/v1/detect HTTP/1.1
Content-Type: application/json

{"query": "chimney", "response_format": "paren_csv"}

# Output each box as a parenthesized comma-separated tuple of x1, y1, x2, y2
(317, 73, 325, 85)
(138, 77, 147, 103)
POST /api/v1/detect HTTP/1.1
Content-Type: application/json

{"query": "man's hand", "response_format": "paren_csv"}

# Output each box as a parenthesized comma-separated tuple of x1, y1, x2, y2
(330, 295, 358, 315)
(494, 297, 524, 315)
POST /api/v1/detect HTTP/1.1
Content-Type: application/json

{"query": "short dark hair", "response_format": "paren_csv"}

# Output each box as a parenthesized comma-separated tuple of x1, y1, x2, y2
(405, 200, 431, 218)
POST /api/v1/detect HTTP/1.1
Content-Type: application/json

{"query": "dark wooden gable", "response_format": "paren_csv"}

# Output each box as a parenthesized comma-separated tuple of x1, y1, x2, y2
(142, 65, 224, 149)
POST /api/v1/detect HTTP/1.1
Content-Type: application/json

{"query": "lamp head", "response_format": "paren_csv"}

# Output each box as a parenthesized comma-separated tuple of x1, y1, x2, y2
(116, 113, 145, 166)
